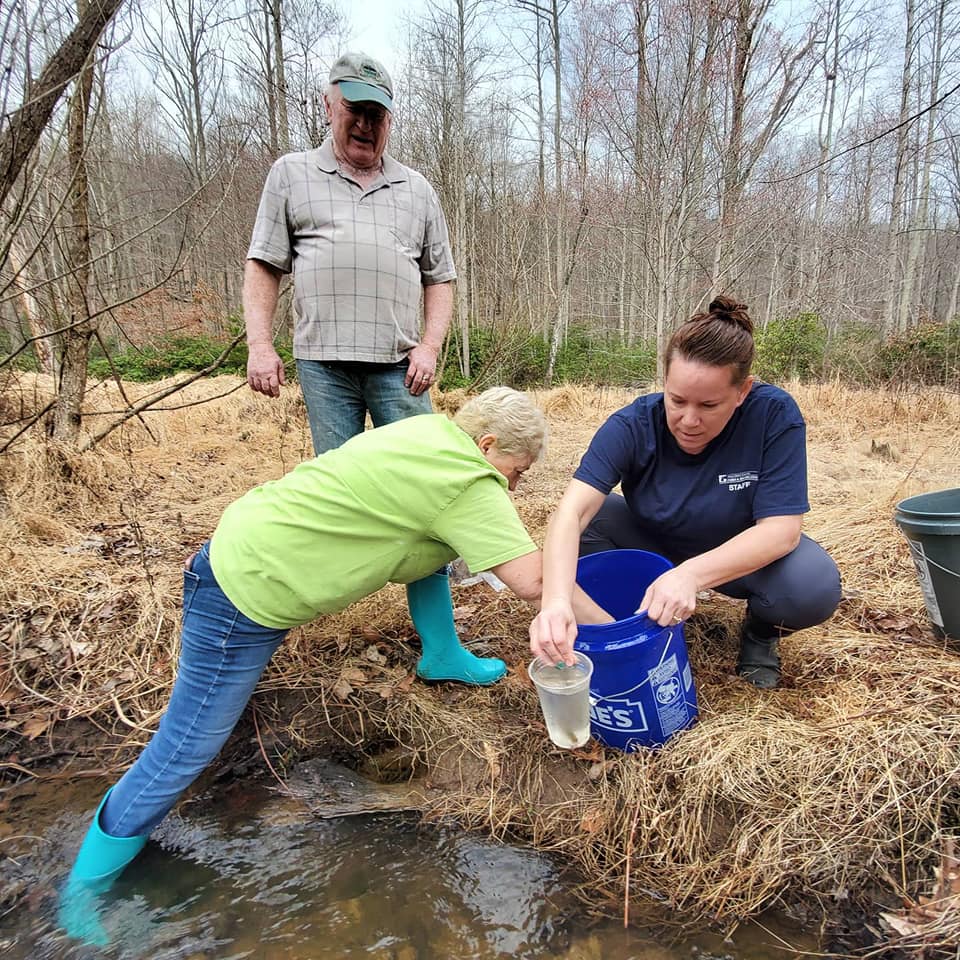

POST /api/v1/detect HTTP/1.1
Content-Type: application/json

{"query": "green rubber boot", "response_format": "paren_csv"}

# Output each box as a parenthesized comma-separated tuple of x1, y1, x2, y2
(407, 572, 507, 685)
(736, 616, 782, 690)
(58, 788, 149, 945)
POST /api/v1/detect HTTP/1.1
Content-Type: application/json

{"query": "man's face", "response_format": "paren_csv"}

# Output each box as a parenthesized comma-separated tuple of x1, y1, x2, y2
(324, 85, 392, 170)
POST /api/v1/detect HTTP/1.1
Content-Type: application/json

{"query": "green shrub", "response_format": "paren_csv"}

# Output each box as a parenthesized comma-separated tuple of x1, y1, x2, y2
(86, 315, 959, 392)
(441, 322, 656, 389)
(441, 325, 548, 388)
(822, 321, 884, 385)
(872, 319, 960, 387)
(554, 325, 656, 385)
(88, 334, 294, 382)
(755, 312, 827, 382)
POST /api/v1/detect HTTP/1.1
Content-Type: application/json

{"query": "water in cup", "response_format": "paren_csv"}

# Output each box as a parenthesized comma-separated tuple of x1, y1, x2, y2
(528, 653, 594, 749)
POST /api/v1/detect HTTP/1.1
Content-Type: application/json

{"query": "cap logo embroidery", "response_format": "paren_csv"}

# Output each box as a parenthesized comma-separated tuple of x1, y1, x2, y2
(360, 63, 380, 81)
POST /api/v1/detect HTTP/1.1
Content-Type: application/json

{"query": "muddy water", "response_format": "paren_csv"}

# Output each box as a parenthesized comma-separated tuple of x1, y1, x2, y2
(0, 771, 816, 959)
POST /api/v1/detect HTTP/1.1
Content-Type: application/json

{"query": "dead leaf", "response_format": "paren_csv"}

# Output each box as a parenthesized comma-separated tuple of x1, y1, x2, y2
(341, 667, 367, 683)
(0, 670, 16, 707)
(360, 626, 380, 641)
(395, 674, 416, 693)
(22, 716, 50, 740)
(572, 740, 605, 762)
(587, 760, 613, 781)
(363, 645, 387, 665)
(94, 602, 118, 620)
(453, 604, 478, 622)
(580, 808, 606, 833)
(377, 683, 395, 699)
(332, 679, 354, 700)
(880, 912, 919, 938)
(880, 837, 960, 943)
(69, 640, 93, 659)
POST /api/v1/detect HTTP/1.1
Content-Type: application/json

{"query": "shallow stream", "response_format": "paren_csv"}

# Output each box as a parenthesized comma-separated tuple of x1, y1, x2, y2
(0, 768, 817, 959)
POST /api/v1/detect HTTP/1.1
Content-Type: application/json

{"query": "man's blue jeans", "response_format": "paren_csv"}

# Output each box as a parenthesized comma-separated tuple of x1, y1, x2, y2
(100, 542, 287, 838)
(296, 359, 432, 454)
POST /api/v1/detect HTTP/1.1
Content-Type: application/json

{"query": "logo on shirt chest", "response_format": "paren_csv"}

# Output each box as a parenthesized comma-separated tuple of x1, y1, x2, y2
(718, 471, 759, 491)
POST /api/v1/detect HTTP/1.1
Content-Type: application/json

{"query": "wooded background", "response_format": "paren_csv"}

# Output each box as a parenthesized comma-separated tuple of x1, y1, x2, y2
(2, 0, 958, 443)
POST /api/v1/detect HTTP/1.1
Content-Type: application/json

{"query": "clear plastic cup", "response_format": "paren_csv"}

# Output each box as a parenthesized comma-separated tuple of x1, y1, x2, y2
(527, 652, 594, 749)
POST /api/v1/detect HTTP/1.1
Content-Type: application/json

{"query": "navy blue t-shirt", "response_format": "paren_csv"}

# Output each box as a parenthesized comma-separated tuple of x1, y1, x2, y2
(573, 383, 810, 560)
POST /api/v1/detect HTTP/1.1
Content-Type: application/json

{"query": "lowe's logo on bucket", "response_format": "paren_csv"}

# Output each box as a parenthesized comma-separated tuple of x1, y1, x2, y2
(589, 694, 649, 733)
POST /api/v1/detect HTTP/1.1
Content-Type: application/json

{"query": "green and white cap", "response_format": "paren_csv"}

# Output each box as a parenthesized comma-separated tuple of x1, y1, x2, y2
(328, 52, 393, 111)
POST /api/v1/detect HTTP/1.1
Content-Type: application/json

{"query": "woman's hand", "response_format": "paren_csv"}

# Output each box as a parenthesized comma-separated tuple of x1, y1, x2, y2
(637, 566, 699, 627)
(529, 598, 579, 667)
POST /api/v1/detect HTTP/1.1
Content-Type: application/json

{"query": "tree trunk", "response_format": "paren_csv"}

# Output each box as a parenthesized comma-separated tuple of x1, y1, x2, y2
(455, 0, 470, 377)
(882, 0, 916, 334)
(270, 0, 290, 154)
(897, 0, 946, 332)
(813, 0, 841, 293)
(51, 0, 96, 443)
(7, 235, 54, 373)
(0, 0, 125, 207)
(546, 0, 566, 383)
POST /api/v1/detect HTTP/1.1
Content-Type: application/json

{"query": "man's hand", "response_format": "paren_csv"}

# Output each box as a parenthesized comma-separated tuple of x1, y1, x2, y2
(405, 343, 439, 396)
(247, 344, 286, 398)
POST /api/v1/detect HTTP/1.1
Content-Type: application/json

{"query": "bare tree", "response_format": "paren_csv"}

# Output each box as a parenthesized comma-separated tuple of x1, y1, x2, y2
(0, 0, 126, 207)
(882, 0, 917, 333)
(711, 0, 819, 288)
(50, 0, 98, 442)
(135, 0, 231, 188)
(897, 0, 951, 331)
(407, 0, 495, 379)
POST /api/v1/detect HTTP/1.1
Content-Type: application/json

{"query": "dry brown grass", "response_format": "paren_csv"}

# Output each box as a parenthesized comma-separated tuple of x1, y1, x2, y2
(2, 373, 960, 947)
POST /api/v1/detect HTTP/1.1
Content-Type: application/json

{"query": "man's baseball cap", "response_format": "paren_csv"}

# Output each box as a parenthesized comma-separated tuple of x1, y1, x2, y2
(329, 52, 393, 112)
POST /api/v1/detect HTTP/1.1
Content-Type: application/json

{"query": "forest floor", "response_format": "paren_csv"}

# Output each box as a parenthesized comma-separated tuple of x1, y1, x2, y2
(1, 375, 959, 955)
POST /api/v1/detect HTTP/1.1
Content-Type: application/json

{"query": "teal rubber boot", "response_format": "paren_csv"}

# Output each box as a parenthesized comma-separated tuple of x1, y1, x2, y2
(58, 788, 149, 946)
(407, 572, 507, 685)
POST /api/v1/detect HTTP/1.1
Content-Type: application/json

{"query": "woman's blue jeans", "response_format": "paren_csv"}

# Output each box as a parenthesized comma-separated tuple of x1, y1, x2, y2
(101, 542, 287, 838)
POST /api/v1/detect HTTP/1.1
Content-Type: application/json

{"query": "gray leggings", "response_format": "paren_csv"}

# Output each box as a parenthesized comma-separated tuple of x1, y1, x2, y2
(581, 493, 842, 632)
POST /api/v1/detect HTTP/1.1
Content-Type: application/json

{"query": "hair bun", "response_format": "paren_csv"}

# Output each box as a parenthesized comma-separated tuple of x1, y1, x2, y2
(708, 295, 752, 333)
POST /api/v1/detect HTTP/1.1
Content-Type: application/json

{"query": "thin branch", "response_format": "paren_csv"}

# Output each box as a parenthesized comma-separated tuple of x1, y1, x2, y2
(0, 397, 56, 453)
(91, 327, 158, 443)
(763, 78, 960, 185)
(77, 332, 245, 452)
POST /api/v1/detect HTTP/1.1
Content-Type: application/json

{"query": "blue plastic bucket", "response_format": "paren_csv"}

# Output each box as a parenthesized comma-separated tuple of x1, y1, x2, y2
(573, 549, 698, 752)
(894, 487, 960, 641)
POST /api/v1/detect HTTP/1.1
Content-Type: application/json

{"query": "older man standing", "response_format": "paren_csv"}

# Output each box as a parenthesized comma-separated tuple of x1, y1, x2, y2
(241, 54, 499, 686)
(243, 50, 454, 450)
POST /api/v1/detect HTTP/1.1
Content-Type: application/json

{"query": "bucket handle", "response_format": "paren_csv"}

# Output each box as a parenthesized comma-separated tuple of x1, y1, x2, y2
(587, 629, 675, 706)
(922, 554, 960, 580)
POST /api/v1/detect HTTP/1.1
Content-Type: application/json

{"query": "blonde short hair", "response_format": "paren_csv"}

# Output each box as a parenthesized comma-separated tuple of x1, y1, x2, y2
(453, 387, 547, 460)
